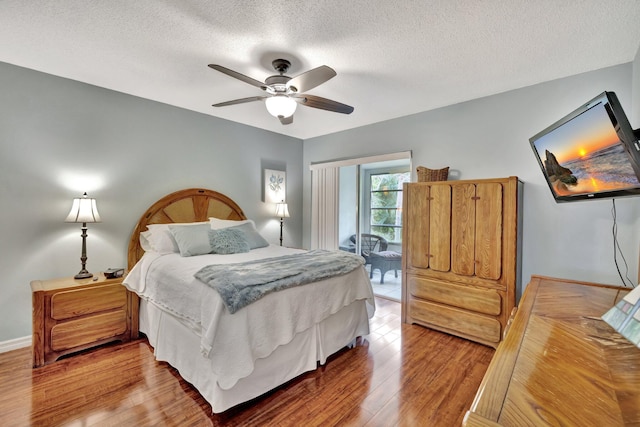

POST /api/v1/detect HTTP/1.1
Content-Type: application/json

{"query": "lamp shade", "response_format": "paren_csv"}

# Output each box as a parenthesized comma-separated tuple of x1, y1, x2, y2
(275, 202, 290, 218)
(265, 96, 297, 118)
(65, 193, 101, 223)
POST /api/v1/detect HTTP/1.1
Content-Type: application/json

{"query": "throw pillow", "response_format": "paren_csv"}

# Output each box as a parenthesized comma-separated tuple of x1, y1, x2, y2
(169, 223, 213, 257)
(210, 228, 250, 254)
(228, 222, 269, 249)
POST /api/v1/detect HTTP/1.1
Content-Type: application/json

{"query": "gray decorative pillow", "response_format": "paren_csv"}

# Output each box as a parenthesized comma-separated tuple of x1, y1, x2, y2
(228, 222, 269, 249)
(209, 228, 250, 254)
(168, 223, 213, 257)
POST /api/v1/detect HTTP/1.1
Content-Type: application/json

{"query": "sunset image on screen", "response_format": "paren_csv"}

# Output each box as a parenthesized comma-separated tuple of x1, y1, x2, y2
(532, 101, 640, 197)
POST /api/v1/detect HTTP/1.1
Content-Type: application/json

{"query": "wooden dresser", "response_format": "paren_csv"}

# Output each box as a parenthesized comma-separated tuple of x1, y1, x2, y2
(464, 275, 640, 426)
(31, 273, 136, 367)
(402, 177, 522, 348)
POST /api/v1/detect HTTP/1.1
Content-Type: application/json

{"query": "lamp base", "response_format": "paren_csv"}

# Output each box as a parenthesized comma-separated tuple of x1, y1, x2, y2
(74, 223, 93, 280)
(74, 270, 93, 280)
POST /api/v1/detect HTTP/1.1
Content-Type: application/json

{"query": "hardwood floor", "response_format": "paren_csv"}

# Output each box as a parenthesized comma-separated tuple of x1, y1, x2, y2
(0, 298, 494, 426)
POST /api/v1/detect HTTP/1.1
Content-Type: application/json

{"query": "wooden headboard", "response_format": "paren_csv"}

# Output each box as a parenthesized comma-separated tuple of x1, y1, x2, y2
(127, 188, 246, 269)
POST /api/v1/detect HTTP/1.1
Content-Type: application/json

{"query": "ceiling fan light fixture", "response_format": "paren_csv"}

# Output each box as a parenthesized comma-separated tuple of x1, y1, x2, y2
(208, 60, 353, 124)
(265, 95, 297, 118)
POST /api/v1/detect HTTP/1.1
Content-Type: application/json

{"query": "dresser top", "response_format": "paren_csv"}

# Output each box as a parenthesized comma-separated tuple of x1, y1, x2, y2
(466, 275, 639, 426)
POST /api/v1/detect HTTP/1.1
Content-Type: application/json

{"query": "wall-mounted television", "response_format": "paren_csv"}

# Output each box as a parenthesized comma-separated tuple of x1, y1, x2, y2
(529, 91, 640, 202)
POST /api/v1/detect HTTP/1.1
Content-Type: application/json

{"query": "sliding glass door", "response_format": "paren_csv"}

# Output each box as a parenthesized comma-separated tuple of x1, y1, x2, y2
(310, 151, 411, 301)
(337, 158, 410, 301)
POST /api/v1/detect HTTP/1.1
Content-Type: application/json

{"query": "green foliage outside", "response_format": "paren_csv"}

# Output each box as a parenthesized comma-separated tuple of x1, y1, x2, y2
(370, 172, 410, 242)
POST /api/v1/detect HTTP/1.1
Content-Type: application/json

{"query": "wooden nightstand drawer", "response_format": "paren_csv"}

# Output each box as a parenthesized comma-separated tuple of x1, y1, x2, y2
(51, 284, 127, 320)
(31, 274, 136, 367)
(51, 310, 128, 351)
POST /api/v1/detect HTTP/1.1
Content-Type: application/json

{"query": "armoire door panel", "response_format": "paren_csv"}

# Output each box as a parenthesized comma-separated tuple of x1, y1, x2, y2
(475, 183, 503, 280)
(451, 184, 476, 276)
(408, 185, 431, 269)
(429, 185, 452, 272)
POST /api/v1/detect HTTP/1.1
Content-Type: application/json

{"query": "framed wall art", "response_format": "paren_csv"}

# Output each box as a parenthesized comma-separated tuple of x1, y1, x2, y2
(264, 169, 286, 203)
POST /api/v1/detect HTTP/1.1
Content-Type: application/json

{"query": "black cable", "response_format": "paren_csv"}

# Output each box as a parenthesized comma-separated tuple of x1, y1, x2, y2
(611, 199, 635, 288)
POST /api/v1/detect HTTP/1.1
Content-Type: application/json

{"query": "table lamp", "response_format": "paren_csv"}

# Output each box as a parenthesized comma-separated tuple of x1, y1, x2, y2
(65, 192, 101, 279)
(274, 202, 290, 246)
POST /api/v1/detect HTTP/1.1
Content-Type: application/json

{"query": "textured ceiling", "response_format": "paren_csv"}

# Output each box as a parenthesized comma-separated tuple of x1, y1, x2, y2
(1, 1, 640, 140)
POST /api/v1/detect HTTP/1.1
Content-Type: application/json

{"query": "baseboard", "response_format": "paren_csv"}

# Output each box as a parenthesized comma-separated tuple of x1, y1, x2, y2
(0, 335, 31, 353)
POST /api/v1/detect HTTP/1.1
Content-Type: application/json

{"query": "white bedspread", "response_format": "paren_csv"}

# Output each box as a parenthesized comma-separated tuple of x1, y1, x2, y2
(124, 245, 375, 390)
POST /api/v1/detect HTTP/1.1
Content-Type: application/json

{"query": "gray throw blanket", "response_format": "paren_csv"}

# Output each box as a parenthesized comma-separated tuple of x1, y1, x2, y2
(194, 249, 365, 314)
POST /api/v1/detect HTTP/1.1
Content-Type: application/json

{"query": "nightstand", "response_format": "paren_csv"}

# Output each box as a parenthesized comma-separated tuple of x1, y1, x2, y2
(31, 273, 136, 368)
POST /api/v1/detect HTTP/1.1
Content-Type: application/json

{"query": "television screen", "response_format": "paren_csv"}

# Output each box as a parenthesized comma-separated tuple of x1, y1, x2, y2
(529, 92, 640, 202)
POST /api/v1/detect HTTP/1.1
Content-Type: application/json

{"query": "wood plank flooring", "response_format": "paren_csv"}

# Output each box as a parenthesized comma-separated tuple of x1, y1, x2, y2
(0, 298, 494, 426)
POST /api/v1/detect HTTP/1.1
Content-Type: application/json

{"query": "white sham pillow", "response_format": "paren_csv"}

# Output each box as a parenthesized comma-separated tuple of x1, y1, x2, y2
(139, 230, 154, 252)
(209, 218, 254, 230)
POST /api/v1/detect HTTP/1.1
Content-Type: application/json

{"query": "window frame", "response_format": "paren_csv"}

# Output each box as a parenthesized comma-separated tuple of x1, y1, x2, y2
(363, 166, 410, 245)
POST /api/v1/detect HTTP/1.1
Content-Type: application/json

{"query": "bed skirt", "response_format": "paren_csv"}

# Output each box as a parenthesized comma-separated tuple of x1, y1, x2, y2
(139, 298, 371, 413)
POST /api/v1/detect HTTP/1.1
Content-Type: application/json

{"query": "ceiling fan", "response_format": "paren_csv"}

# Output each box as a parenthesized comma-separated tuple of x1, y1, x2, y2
(208, 59, 354, 125)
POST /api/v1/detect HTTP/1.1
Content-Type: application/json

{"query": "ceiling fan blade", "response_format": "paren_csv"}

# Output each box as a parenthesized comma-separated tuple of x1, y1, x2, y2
(279, 115, 294, 125)
(208, 64, 265, 89)
(286, 65, 336, 93)
(294, 94, 354, 114)
(212, 96, 266, 107)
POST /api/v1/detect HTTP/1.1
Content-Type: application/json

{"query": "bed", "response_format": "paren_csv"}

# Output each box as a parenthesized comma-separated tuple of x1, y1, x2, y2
(124, 188, 375, 413)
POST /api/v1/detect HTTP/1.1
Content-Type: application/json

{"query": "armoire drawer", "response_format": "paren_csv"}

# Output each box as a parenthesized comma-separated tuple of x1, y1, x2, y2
(407, 275, 502, 316)
(408, 298, 502, 343)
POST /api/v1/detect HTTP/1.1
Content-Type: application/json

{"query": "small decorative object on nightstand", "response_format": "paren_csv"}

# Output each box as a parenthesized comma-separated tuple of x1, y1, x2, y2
(65, 192, 101, 279)
(104, 268, 125, 279)
(31, 273, 136, 368)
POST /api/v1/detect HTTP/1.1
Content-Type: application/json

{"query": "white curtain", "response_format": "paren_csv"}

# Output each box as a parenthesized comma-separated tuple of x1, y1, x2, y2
(310, 167, 340, 250)
(310, 151, 412, 251)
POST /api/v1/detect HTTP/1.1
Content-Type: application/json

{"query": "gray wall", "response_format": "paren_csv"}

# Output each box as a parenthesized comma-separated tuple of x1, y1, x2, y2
(0, 62, 303, 342)
(4, 53, 640, 343)
(303, 62, 640, 298)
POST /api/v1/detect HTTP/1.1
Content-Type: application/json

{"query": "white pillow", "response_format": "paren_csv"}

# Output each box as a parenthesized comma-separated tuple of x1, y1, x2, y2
(209, 218, 254, 230)
(139, 230, 154, 252)
(142, 222, 209, 254)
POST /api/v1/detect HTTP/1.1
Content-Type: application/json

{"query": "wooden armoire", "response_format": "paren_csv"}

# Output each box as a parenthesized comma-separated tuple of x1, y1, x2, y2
(401, 176, 522, 348)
